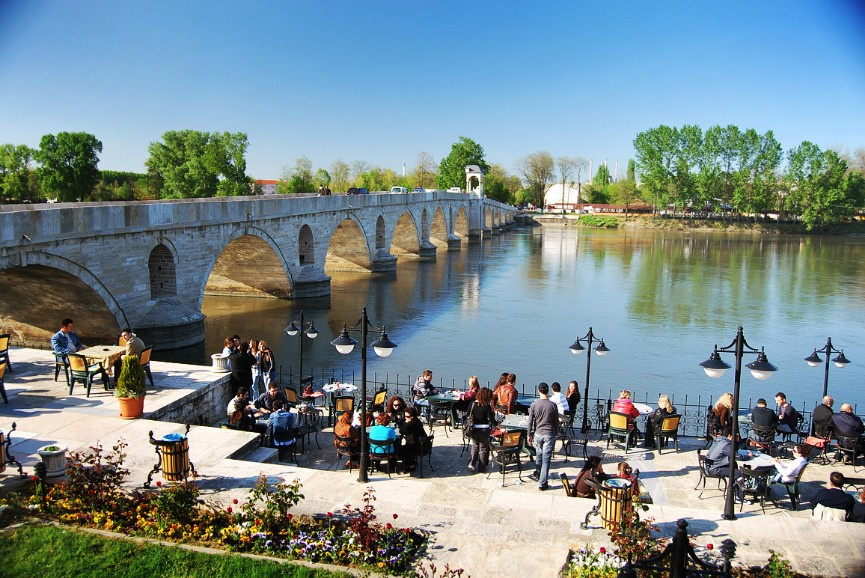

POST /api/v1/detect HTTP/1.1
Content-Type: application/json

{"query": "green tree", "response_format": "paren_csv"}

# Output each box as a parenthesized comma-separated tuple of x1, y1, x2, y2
(626, 158, 636, 182)
(314, 168, 331, 188)
(516, 150, 554, 210)
(784, 142, 855, 230)
(146, 130, 251, 198)
(412, 151, 436, 189)
(483, 163, 517, 204)
(330, 160, 350, 192)
(36, 132, 102, 202)
(436, 137, 489, 190)
(0, 143, 36, 201)
(633, 125, 677, 214)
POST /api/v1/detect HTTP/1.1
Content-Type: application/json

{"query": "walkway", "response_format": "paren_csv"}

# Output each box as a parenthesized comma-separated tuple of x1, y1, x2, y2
(1, 348, 863, 577)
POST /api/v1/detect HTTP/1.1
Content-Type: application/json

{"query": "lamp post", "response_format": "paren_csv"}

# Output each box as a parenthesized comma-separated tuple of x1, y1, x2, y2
(700, 326, 778, 520)
(331, 306, 397, 483)
(569, 327, 610, 434)
(804, 337, 851, 399)
(284, 310, 319, 388)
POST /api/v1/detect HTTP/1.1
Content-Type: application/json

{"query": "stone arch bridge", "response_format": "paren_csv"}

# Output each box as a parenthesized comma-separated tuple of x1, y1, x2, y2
(0, 192, 516, 348)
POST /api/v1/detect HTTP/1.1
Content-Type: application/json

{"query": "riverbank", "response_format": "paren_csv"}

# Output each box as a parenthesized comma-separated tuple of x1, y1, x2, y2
(528, 213, 865, 235)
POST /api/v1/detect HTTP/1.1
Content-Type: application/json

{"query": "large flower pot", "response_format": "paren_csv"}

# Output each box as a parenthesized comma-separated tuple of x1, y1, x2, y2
(118, 396, 145, 419)
(37, 445, 68, 478)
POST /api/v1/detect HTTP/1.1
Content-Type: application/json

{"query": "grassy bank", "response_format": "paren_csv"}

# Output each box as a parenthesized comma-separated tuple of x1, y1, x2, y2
(0, 524, 349, 578)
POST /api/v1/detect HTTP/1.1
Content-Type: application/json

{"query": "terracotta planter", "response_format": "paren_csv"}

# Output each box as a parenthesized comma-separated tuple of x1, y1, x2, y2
(37, 445, 68, 478)
(118, 395, 145, 419)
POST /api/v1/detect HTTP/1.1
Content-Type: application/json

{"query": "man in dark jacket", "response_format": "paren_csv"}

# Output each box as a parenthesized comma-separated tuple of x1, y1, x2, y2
(751, 398, 778, 428)
(831, 404, 865, 456)
(812, 396, 834, 437)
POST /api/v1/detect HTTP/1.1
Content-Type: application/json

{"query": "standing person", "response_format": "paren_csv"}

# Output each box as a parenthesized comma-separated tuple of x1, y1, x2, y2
(229, 342, 256, 391)
(812, 396, 834, 438)
(112, 328, 145, 384)
(222, 337, 234, 369)
(775, 392, 800, 434)
(549, 382, 567, 415)
(565, 380, 581, 416)
(258, 341, 276, 388)
(51, 318, 85, 356)
(491, 372, 508, 401)
(644, 394, 676, 449)
(249, 338, 261, 400)
(494, 373, 518, 416)
(467, 387, 497, 473)
(713, 392, 734, 436)
(528, 382, 559, 491)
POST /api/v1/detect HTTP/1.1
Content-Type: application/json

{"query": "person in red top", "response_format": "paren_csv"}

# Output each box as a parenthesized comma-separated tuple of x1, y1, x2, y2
(612, 389, 640, 429)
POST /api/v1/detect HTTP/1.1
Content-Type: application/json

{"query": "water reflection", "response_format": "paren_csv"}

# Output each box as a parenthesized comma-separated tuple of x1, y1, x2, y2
(161, 226, 865, 413)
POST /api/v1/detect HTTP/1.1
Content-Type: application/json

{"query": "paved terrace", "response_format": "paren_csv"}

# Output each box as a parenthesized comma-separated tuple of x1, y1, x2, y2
(1, 347, 864, 577)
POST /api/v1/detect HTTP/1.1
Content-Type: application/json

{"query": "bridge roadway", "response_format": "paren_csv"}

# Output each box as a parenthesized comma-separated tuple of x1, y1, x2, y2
(0, 192, 517, 348)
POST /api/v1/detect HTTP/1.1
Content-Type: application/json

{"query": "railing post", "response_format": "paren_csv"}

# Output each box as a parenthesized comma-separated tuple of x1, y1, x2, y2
(671, 519, 689, 578)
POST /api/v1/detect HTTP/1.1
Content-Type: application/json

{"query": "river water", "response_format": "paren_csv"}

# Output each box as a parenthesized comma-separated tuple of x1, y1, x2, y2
(187, 224, 865, 413)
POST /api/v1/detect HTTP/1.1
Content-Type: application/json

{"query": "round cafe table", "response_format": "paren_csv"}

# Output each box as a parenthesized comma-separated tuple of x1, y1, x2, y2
(633, 403, 652, 415)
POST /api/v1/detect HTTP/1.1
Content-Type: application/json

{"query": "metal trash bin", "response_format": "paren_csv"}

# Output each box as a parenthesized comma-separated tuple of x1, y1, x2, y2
(599, 478, 633, 530)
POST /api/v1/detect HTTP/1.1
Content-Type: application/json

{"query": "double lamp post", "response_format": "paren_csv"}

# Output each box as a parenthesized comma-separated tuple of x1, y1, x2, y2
(569, 327, 609, 434)
(804, 337, 850, 399)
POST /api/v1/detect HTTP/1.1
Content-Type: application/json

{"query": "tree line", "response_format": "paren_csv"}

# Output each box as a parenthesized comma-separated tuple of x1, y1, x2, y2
(2, 129, 863, 231)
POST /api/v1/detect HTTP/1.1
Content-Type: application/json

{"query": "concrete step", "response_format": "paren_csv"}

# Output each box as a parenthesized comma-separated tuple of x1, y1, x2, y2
(241, 446, 279, 463)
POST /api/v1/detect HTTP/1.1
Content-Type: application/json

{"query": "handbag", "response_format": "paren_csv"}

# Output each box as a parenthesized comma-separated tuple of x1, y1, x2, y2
(462, 402, 476, 435)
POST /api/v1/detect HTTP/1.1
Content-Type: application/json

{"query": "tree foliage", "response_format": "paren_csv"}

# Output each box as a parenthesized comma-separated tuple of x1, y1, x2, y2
(516, 151, 554, 209)
(36, 132, 102, 202)
(784, 142, 856, 230)
(483, 163, 521, 204)
(146, 131, 252, 199)
(436, 137, 488, 190)
(0, 144, 36, 201)
(412, 151, 436, 189)
(330, 160, 350, 193)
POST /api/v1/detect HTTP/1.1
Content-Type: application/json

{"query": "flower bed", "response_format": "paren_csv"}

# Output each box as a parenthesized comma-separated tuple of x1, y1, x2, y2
(18, 441, 428, 576)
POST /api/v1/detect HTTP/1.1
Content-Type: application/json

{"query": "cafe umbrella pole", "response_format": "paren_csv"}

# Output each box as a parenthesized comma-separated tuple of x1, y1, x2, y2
(569, 327, 609, 434)
(331, 306, 397, 484)
(700, 326, 777, 521)
(804, 337, 850, 400)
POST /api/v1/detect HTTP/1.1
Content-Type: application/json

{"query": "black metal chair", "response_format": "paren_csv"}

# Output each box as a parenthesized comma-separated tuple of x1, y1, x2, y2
(283, 387, 300, 408)
(415, 434, 435, 477)
(747, 423, 779, 456)
(736, 465, 773, 512)
(658, 414, 682, 454)
(139, 345, 155, 389)
(606, 411, 635, 453)
(488, 430, 524, 487)
(557, 413, 587, 461)
(367, 437, 397, 478)
(695, 448, 728, 498)
(834, 433, 863, 472)
(334, 433, 356, 472)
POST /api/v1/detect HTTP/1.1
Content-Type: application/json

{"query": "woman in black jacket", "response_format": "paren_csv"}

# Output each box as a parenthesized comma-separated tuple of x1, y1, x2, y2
(467, 387, 498, 473)
(398, 406, 428, 472)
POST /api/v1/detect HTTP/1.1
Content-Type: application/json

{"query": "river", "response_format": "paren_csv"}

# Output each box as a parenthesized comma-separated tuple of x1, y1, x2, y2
(170, 224, 865, 413)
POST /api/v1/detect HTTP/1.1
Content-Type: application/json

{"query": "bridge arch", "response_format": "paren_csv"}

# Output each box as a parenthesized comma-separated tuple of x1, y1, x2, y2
(0, 252, 128, 343)
(149, 243, 177, 298)
(391, 210, 421, 258)
(429, 206, 449, 249)
(325, 216, 373, 272)
(203, 226, 293, 302)
(455, 206, 469, 239)
(299, 225, 315, 265)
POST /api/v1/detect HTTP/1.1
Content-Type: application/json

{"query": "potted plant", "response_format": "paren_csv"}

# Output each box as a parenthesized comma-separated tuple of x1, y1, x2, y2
(115, 354, 147, 419)
(36, 444, 68, 478)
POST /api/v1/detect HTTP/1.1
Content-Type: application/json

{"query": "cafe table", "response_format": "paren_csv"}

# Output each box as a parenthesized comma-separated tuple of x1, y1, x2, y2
(78, 345, 125, 387)
(497, 414, 535, 460)
(423, 392, 464, 430)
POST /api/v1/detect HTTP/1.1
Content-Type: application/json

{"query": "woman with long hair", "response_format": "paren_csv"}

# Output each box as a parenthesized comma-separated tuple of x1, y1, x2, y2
(565, 380, 581, 415)
(398, 406, 428, 473)
(643, 394, 677, 449)
(574, 455, 608, 498)
(467, 387, 497, 473)
(249, 339, 261, 400)
(713, 392, 734, 436)
(258, 340, 276, 388)
(456, 375, 480, 412)
(386, 395, 408, 426)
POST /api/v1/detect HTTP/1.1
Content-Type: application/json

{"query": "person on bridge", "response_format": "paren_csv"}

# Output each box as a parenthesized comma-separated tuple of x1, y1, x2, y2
(51, 318, 84, 356)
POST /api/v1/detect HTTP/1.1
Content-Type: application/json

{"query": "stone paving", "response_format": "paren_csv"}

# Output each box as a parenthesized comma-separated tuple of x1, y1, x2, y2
(2, 347, 864, 577)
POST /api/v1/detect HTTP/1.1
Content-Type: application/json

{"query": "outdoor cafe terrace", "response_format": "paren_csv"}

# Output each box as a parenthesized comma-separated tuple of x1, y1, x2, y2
(1, 346, 864, 577)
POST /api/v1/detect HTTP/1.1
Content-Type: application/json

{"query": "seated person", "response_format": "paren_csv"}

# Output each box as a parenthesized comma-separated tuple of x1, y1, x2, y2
(368, 413, 397, 452)
(333, 410, 360, 468)
(706, 433, 736, 478)
(712, 392, 733, 437)
(644, 394, 676, 449)
(112, 327, 145, 383)
(812, 396, 835, 438)
(616, 461, 639, 485)
(830, 404, 865, 456)
(455, 375, 480, 412)
(227, 387, 260, 431)
(255, 383, 288, 415)
(398, 406, 429, 472)
(565, 380, 581, 416)
(775, 392, 800, 434)
(811, 471, 855, 520)
(386, 395, 408, 426)
(770, 443, 810, 483)
(412, 369, 438, 402)
(267, 400, 296, 446)
(51, 318, 85, 357)
(574, 455, 609, 498)
(549, 382, 568, 416)
(493, 373, 518, 416)
(612, 389, 641, 444)
(751, 398, 778, 428)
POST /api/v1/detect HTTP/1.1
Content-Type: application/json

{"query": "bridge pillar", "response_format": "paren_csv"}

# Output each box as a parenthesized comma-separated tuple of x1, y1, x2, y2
(446, 235, 462, 251)
(134, 297, 207, 350)
(290, 267, 331, 299)
(371, 251, 397, 273)
(418, 242, 437, 261)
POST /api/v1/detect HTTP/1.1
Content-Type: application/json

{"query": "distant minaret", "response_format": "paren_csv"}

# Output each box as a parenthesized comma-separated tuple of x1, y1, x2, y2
(402, 163, 406, 177)
(589, 158, 593, 182)
(615, 160, 619, 182)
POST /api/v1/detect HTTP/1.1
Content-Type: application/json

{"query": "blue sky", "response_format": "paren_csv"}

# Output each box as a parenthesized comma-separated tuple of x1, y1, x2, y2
(1, 0, 864, 181)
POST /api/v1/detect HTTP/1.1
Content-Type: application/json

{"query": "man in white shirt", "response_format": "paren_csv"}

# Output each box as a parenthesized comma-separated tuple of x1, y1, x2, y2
(549, 382, 567, 415)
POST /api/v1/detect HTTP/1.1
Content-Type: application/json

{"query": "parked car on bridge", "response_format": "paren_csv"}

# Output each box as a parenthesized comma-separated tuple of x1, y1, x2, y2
(346, 187, 369, 195)
(447, 187, 463, 193)
(411, 187, 426, 193)
(390, 186, 408, 194)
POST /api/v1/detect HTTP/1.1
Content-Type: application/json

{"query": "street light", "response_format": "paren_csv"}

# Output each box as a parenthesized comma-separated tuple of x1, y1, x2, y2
(284, 310, 319, 389)
(804, 337, 851, 399)
(569, 327, 609, 434)
(331, 306, 397, 483)
(699, 326, 778, 520)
